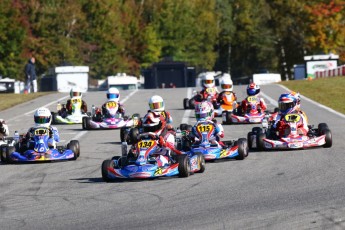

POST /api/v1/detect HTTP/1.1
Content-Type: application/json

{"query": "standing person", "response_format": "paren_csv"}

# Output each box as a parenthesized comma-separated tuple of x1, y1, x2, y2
(24, 57, 37, 93)
(0, 119, 9, 138)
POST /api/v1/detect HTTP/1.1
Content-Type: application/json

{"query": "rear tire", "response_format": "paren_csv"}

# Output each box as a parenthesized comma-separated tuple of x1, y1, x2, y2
(129, 128, 139, 144)
(177, 155, 190, 178)
(189, 99, 195, 110)
(6, 146, 15, 164)
(247, 132, 253, 150)
(225, 111, 232, 124)
(120, 127, 128, 142)
(102, 159, 115, 182)
(257, 133, 266, 151)
(0, 144, 7, 163)
(51, 112, 57, 124)
(235, 138, 248, 160)
(183, 98, 189, 109)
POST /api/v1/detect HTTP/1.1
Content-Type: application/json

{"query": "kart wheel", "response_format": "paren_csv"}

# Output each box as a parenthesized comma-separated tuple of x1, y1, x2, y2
(318, 123, 329, 134)
(0, 144, 7, 163)
(102, 159, 115, 182)
(235, 138, 248, 160)
(195, 152, 205, 173)
(70, 140, 80, 157)
(68, 141, 79, 160)
(120, 127, 128, 142)
(225, 111, 232, 124)
(129, 128, 139, 144)
(322, 129, 332, 148)
(177, 155, 190, 178)
(6, 146, 15, 164)
(82, 117, 91, 130)
(189, 99, 195, 110)
(180, 123, 188, 131)
(252, 127, 263, 134)
(51, 112, 57, 124)
(183, 98, 189, 109)
(257, 133, 266, 151)
(247, 132, 253, 150)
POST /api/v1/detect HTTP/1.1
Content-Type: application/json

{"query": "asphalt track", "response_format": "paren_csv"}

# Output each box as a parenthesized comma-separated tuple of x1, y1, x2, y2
(0, 84, 345, 230)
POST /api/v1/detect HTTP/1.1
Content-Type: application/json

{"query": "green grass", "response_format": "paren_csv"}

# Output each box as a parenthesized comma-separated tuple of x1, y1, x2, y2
(279, 76, 345, 114)
(0, 92, 51, 111)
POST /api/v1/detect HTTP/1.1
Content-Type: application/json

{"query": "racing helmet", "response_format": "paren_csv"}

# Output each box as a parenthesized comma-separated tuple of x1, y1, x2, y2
(220, 77, 233, 92)
(142, 112, 166, 133)
(107, 87, 120, 102)
(195, 101, 214, 121)
(70, 86, 82, 98)
(278, 93, 297, 114)
(289, 91, 301, 109)
(201, 73, 215, 88)
(34, 107, 52, 127)
(246, 83, 260, 96)
(148, 95, 165, 112)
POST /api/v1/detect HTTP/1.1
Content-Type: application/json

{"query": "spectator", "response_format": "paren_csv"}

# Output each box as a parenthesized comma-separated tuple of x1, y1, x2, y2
(24, 57, 37, 93)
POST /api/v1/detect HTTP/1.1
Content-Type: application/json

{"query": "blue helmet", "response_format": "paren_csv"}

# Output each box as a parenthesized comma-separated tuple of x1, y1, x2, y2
(278, 93, 297, 114)
(247, 83, 260, 96)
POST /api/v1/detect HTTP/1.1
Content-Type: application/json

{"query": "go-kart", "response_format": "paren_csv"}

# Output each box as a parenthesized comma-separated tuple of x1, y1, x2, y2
(0, 127, 80, 163)
(176, 122, 248, 161)
(183, 88, 218, 110)
(222, 95, 267, 125)
(214, 92, 238, 117)
(51, 97, 89, 124)
(82, 101, 140, 130)
(101, 132, 205, 182)
(248, 113, 332, 151)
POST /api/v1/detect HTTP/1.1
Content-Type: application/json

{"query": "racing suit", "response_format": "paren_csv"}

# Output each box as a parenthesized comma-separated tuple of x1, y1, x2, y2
(0, 119, 9, 138)
(189, 119, 225, 148)
(96, 102, 125, 120)
(25, 125, 60, 149)
(241, 95, 267, 114)
(65, 99, 88, 115)
(272, 111, 309, 137)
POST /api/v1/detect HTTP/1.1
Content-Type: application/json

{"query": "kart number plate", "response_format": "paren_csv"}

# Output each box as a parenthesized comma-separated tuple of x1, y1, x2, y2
(138, 140, 154, 149)
(247, 96, 258, 103)
(206, 88, 216, 93)
(71, 98, 81, 104)
(197, 124, 212, 133)
(106, 101, 117, 109)
(284, 114, 301, 122)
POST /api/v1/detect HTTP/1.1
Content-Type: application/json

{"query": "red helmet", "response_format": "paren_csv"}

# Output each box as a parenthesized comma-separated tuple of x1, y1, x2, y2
(142, 112, 166, 134)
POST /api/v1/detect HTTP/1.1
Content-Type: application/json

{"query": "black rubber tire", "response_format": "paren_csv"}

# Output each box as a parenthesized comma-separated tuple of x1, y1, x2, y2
(82, 116, 91, 130)
(322, 129, 332, 148)
(195, 152, 205, 173)
(180, 123, 188, 131)
(129, 128, 139, 144)
(0, 144, 7, 163)
(183, 98, 189, 109)
(120, 127, 128, 142)
(67, 141, 79, 160)
(102, 159, 115, 182)
(247, 132, 253, 150)
(225, 111, 232, 124)
(51, 112, 57, 124)
(252, 127, 263, 134)
(189, 99, 195, 110)
(6, 146, 15, 164)
(177, 155, 190, 178)
(318, 123, 329, 134)
(69, 140, 80, 157)
(257, 133, 266, 151)
(235, 138, 248, 160)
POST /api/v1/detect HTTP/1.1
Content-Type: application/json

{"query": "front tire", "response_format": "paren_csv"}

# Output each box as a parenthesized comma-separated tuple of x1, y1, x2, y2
(322, 129, 332, 148)
(102, 159, 115, 182)
(6, 146, 15, 164)
(68, 140, 79, 160)
(82, 116, 91, 130)
(195, 152, 205, 173)
(235, 138, 248, 160)
(177, 155, 190, 178)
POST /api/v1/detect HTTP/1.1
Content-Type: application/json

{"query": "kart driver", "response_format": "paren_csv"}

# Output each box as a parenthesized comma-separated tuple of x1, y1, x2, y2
(63, 87, 88, 115)
(241, 82, 267, 114)
(128, 111, 181, 166)
(272, 93, 309, 137)
(24, 107, 60, 149)
(195, 72, 219, 103)
(189, 101, 225, 148)
(148, 95, 173, 125)
(0, 119, 9, 138)
(217, 74, 237, 105)
(94, 87, 125, 121)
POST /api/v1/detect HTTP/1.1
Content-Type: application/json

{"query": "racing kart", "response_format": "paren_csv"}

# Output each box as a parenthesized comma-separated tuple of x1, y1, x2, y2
(248, 113, 332, 151)
(0, 127, 80, 163)
(51, 97, 89, 124)
(222, 95, 269, 125)
(101, 132, 205, 182)
(214, 93, 238, 117)
(183, 88, 218, 110)
(82, 101, 140, 130)
(176, 122, 249, 161)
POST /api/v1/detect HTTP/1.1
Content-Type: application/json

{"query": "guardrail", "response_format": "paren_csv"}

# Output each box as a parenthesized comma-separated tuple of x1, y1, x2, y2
(315, 65, 345, 78)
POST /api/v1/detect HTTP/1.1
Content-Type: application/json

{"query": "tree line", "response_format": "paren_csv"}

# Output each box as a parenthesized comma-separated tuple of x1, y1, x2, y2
(0, 0, 344, 81)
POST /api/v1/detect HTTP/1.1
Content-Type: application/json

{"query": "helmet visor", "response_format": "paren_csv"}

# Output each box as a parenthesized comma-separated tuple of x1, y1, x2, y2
(279, 102, 295, 112)
(149, 102, 164, 110)
(34, 116, 51, 124)
(195, 113, 208, 119)
(107, 93, 119, 100)
(221, 84, 232, 89)
(72, 92, 81, 97)
(204, 80, 214, 84)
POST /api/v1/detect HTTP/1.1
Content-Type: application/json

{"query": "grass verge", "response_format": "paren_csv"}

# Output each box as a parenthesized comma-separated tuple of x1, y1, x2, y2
(279, 76, 345, 114)
(0, 92, 51, 112)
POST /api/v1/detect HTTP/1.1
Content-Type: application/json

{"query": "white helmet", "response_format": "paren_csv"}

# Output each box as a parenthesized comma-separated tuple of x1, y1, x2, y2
(195, 101, 214, 121)
(70, 86, 82, 98)
(107, 87, 120, 102)
(202, 73, 215, 88)
(220, 77, 233, 92)
(34, 107, 52, 127)
(148, 95, 165, 112)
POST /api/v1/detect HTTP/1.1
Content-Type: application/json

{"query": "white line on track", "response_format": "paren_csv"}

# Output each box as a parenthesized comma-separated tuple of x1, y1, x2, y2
(181, 88, 193, 124)
(278, 84, 345, 119)
(260, 91, 278, 107)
